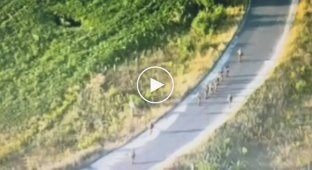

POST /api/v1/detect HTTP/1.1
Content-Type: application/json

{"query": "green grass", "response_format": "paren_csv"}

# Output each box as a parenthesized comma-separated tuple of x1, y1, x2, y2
(0, 0, 247, 169)
(0, 0, 194, 131)
(169, 1, 312, 169)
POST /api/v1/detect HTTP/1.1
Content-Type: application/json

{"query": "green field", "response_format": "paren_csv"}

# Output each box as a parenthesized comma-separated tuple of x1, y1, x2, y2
(170, 1, 312, 169)
(0, 0, 246, 169)
(0, 0, 196, 131)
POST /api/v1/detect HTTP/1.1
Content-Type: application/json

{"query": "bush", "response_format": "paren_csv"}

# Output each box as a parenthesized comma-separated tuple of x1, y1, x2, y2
(212, 5, 226, 23)
(177, 36, 194, 62)
(192, 11, 210, 35)
(295, 80, 307, 92)
(215, 0, 246, 6)
(129, 95, 146, 108)
(196, 0, 215, 8)
(192, 5, 225, 35)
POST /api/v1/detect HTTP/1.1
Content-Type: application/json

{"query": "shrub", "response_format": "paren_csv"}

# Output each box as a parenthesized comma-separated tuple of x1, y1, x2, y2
(215, 0, 246, 6)
(196, 0, 215, 8)
(177, 36, 194, 62)
(212, 5, 226, 24)
(295, 80, 307, 92)
(192, 11, 210, 35)
(129, 95, 146, 108)
(78, 132, 102, 150)
(192, 5, 225, 35)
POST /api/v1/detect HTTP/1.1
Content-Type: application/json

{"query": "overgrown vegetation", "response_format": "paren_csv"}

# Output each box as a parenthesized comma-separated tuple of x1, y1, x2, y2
(0, 0, 246, 169)
(169, 1, 312, 169)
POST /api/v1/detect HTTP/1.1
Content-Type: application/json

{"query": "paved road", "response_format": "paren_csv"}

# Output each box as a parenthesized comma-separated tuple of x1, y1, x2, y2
(83, 0, 297, 169)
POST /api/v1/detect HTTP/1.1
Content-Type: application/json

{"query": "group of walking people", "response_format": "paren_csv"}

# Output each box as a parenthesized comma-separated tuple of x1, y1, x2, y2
(130, 48, 244, 164)
(195, 64, 232, 106)
(196, 47, 244, 106)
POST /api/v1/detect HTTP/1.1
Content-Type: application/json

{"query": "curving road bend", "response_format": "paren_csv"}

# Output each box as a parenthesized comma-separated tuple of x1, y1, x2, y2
(82, 0, 298, 169)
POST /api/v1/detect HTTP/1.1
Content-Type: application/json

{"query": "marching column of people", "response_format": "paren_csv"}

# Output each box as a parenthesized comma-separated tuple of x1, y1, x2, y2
(195, 63, 233, 106)
(131, 48, 244, 164)
(196, 61, 233, 105)
(195, 47, 244, 106)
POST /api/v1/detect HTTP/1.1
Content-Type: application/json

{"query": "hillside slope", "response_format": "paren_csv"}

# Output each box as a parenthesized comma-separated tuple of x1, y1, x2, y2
(0, 0, 247, 169)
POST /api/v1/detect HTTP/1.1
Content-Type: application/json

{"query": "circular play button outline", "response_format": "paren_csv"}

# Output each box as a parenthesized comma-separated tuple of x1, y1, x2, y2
(136, 66, 174, 104)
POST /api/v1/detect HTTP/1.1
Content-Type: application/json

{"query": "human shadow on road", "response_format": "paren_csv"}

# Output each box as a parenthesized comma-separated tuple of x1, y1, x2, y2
(161, 128, 203, 134)
(251, 0, 290, 7)
(247, 20, 285, 29)
(212, 93, 249, 99)
(133, 160, 162, 165)
(221, 78, 252, 85)
(229, 74, 257, 78)
(250, 14, 288, 20)
(241, 58, 269, 63)
(205, 111, 231, 115)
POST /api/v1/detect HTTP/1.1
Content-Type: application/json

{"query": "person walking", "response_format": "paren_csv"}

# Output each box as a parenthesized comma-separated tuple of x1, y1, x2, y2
(149, 122, 154, 135)
(227, 94, 233, 107)
(196, 92, 201, 106)
(208, 83, 213, 95)
(220, 69, 224, 79)
(213, 79, 218, 93)
(237, 48, 243, 62)
(217, 71, 222, 83)
(225, 64, 230, 77)
(205, 84, 209, 99)
(131, 149, 136, 164)
(216, 74, 220, 86)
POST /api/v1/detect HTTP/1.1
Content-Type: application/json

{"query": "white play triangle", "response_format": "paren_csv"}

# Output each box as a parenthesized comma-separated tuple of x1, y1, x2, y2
(150, 78, 165, 92)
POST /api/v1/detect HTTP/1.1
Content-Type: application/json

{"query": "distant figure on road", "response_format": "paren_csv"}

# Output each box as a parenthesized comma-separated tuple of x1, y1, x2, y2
(216, 74, 221, 85)
(227, 94, 233, 107)
(208, 83, 213, 95)
(205, 84, 209, 99)
(149, 122, 154, 135)
(225, 64, 230, 77)
(213, 80, 218, 93)
(217, 71, 222, 83)
(131, 149, 136, 164)
(196, 92, 202, 105)
(237, 48, 243, 62)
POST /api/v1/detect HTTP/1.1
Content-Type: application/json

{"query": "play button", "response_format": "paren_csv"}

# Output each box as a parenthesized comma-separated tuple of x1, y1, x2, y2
(137, 66, 174, 104)
(150, 78, 164, 92)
